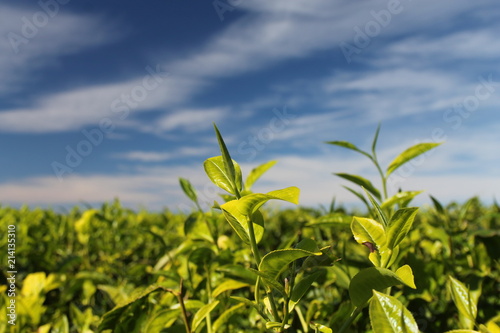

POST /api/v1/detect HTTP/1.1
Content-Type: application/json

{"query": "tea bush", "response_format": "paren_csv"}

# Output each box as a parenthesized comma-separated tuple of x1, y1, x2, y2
(0, 125, 499, 333)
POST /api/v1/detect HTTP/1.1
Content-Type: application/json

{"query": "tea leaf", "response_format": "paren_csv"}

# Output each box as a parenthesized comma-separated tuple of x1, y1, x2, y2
(386, 142, 441, 177)
(363, 188, 389, 228)
(212, 280, 251, 298)
(395, 265, 417, 289)
(179, 177, 198, 203)
(289, 271, 323, 312)
(214, 123, 242, 196)
(381, 191, 423, 210)
(369, 290, 419, 333)
(371, 123, 381, 156)
(351, 217, 386, 250)
(335, 173, 381, 201)
(325, 140, 371, 159)
(212, 303, 246, 332)
(349, 267, 415, 307)
(244, 160, 277, 191)
(259, 248, 321, 280)
(204, 156, 243, 195)
(97, 285, 164, 332)
(386, 207, 418, 249)
(448, 276, 477, 329)
(192, 300, 220, 332)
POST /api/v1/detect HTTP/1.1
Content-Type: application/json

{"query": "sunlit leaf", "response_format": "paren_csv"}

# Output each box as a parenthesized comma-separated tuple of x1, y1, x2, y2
(369, 290, 419, 333)
(386, 142, 441, 177)
(212, 280, 251, 298)
(448, 276, 477, 329)
(351, 217, 386, 250)
(214, 123, 242, 195)
(381, 191, 423, 210)
(204, 156, 243, 195)
(244, 160, 277, 191)
(385, 207, 418, 249)
(192, 300, 220, 332)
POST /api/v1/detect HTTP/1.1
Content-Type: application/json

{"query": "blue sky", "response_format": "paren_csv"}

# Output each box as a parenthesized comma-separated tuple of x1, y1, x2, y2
(1, 0, 499, 211)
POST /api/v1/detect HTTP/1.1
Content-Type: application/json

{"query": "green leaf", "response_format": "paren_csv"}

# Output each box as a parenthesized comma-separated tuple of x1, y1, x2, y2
(349, 266, 416, 307)
(325, 140, 371, 159)
(216, 265, 258, 284)
(448, 276, 477, 329)
(335, 173, 381, 201)
(230, 296, 269, 319)
(381, 191, 423, 210)
(219, 203, 250, 244)
(343, 186, 371, 211)
(214, 123, 242, 195)
(212, 303, 246, 332)
(220, 201, 265, 244)
(204, 156, 243, 195)
(369, 290, 419, 333)
(212, 279, 251, 298)
(259, 248, 321, 280)
(295, 237, 320, 253)
(289, 271, 323, 312)
(429, 195, 445, 215)
(395, 265, 417, 289)
(97, 285, 164, 332)
(179, 177, 198, 203)
(220, 187, 299, 244)
(192, 300, 220, 332)
(363, 188, 389, 228)
(237, 187, 300, 214)
(351, 217, 386, 250)
(371, 123, 381, 156)
(310, 323, 333, 333)
(443, 331, 482, 333)
(248, 269, 286, 296)
(386, 142, 441, 177)
(244, 160, 277, 191)
(386, 207, 418, 249)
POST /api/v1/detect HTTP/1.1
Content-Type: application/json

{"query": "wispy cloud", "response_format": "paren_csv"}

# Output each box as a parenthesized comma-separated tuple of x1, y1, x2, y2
(0, 4, 118, 95)
(113, 147, 212, 162)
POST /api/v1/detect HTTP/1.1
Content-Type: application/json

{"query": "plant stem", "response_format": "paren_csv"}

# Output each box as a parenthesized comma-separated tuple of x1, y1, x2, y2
(247, 216, 280, 322)
(371, 156, 388, 201)
(206, 265, 213, 333)
(338, 306, 363, 333)
(177, 279, 192, 333)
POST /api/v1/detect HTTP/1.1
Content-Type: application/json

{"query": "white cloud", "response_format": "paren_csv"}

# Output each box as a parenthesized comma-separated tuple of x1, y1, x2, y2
(0, 4, 118, 94)
(113, 147, 212, 162)
(156, 108, 228, 132)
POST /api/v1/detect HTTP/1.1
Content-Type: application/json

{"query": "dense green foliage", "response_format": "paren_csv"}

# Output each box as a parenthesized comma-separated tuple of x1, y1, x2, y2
(1, 125, 499, 332)
(1, 198, 499, 332)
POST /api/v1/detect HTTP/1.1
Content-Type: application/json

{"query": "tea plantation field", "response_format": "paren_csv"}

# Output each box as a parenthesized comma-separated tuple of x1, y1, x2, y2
(1, 195, 499, 332)
(1, 126, 499, 332)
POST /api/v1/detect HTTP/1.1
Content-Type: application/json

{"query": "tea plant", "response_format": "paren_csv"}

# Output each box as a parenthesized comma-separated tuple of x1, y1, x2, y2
(1, 124, 499, 333)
